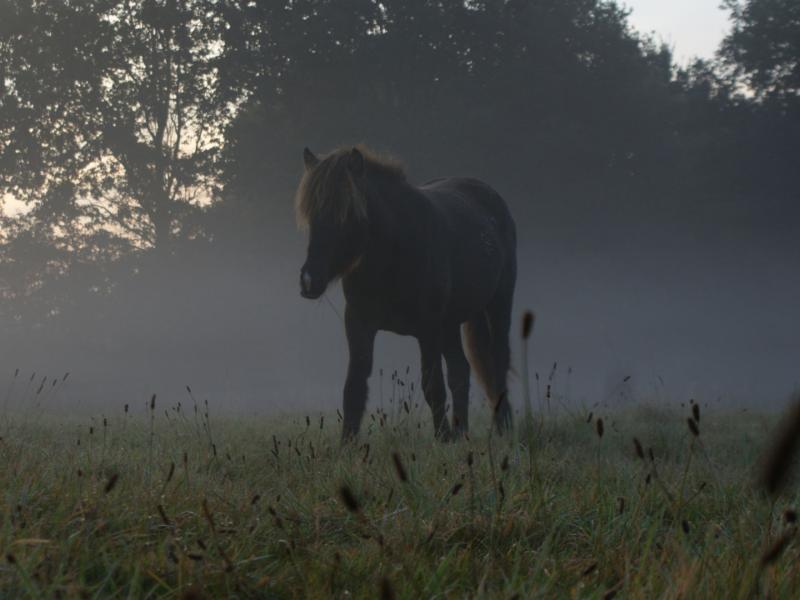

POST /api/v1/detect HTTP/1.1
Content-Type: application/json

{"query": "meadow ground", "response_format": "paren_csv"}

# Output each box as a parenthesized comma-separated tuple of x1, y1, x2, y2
(1, 389, 798, 599)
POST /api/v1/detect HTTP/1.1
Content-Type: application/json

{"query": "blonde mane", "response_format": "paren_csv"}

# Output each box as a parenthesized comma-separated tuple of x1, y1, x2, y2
(294, 145, 405, 227)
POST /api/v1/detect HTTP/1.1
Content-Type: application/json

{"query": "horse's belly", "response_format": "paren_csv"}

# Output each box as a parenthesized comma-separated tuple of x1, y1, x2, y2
(381, 320, 417, 337)
(445, 284, 497, 324)
(445, 249, 504, 322)
(348, 291, 428, 337)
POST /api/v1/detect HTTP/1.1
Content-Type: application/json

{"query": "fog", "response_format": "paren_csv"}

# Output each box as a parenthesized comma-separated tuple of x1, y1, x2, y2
(1, 1, 798, 417)
(3, 185, 796, 417)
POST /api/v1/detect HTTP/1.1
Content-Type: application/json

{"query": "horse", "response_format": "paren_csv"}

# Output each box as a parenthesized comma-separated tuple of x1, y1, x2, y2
(295, 145, 517, 441)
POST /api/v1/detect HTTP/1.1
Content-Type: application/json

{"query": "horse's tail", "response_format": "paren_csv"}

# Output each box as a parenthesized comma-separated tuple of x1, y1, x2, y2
(463, 313, 500, 410)
(463, 297, 514, 432)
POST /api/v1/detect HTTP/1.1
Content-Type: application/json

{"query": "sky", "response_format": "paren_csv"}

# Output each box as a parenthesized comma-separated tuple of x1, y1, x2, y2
(625, 0, 732, 62)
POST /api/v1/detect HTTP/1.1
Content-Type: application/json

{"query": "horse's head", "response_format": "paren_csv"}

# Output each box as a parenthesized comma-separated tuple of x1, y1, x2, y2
(295, 147, 369, 299)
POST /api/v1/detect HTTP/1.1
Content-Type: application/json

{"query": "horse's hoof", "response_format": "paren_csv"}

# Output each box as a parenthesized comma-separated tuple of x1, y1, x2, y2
(449, 428, 468, 442)
(435, 425, 454, 442)
(340, 430, 359, 445)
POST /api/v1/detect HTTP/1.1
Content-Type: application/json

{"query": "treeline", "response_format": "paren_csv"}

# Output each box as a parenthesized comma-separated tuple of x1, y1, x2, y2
(0, 0, 797, 381)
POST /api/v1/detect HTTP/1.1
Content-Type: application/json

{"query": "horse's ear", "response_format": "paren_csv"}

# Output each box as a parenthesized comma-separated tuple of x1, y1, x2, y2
(348, 148, 365, 178)
(303, 147, 319, 171)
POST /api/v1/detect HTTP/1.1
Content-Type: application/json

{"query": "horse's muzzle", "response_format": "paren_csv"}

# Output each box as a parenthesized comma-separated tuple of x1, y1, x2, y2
(300, 268, 325, 299)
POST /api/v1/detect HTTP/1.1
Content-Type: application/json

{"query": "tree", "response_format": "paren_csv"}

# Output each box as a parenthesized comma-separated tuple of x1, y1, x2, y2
(719, 1, 800, 204)
(215, 0, 682, 233)
(0, 0, 228, 254)
(721, 0, 800, 104)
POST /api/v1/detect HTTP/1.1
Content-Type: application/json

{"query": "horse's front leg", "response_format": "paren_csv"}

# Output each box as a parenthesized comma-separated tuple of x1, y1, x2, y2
(418, 333, 452, 441)
(341, 306, 376, 443)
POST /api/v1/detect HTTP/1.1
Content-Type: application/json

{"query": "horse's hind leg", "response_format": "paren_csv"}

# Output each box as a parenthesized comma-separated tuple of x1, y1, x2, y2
(487, 287, 514, 433)
(443, 325, 470, 437)
(418, 333, 452, 441)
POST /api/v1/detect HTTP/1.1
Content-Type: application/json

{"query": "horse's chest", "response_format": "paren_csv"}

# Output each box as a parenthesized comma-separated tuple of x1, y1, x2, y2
(346, 283, 441, 337)
(370, 295, 427, 336)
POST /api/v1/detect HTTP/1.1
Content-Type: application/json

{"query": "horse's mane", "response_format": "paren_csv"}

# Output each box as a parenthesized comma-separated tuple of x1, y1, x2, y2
(295, 145, 405, 227)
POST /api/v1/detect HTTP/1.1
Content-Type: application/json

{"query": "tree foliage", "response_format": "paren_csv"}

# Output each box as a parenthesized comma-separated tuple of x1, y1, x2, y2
(721, 0, 800, 103)
(0, 0, 227, 253)
(217, 0, 678, 213)
(0, 0, 797, 336)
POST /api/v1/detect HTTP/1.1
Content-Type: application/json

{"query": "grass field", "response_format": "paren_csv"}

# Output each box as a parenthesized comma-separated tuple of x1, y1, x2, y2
(1, 388, 798, 599)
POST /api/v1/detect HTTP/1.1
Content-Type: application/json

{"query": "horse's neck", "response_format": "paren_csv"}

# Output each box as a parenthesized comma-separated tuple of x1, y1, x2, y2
(340, 177, 432, 303)
(365, 176, 432, 260)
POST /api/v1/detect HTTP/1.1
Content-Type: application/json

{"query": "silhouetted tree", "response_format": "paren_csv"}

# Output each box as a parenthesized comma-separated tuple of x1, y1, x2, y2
(0, 0, 227, 253)
(215, 0, 684, 235)
(721, 0, 800, 104)
(716, 1, 800, 204)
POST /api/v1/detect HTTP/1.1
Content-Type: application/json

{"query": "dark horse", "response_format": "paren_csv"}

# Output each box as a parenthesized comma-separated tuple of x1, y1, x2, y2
(296, 145, 517, 441)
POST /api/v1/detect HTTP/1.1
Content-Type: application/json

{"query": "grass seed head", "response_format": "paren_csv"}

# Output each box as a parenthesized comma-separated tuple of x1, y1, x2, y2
(157, 504, 171, 526)
(392, 452, 408, 482)
(104, 473, 119, 494)
(759, 396, 800, 497)
(267, 506, 284, 529)
(339, 485, 360, 513)
(760, 530, 795, 567)
(633, 438, 645, 460)
(201, 498, 216, 531)
(380, 576, 395, 600)
(521, 311, 535, 339)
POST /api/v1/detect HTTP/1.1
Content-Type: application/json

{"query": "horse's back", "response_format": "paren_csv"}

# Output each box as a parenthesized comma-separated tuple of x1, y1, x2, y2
(418, 177, 516, 322)
(419, 177, 516, 260)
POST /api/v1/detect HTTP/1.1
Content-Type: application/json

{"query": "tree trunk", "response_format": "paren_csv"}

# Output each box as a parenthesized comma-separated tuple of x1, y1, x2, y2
(151, 204, 173, 258)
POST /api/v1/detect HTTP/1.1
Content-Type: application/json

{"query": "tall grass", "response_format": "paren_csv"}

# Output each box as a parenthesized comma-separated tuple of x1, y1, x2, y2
(1, 390, 799, 598)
